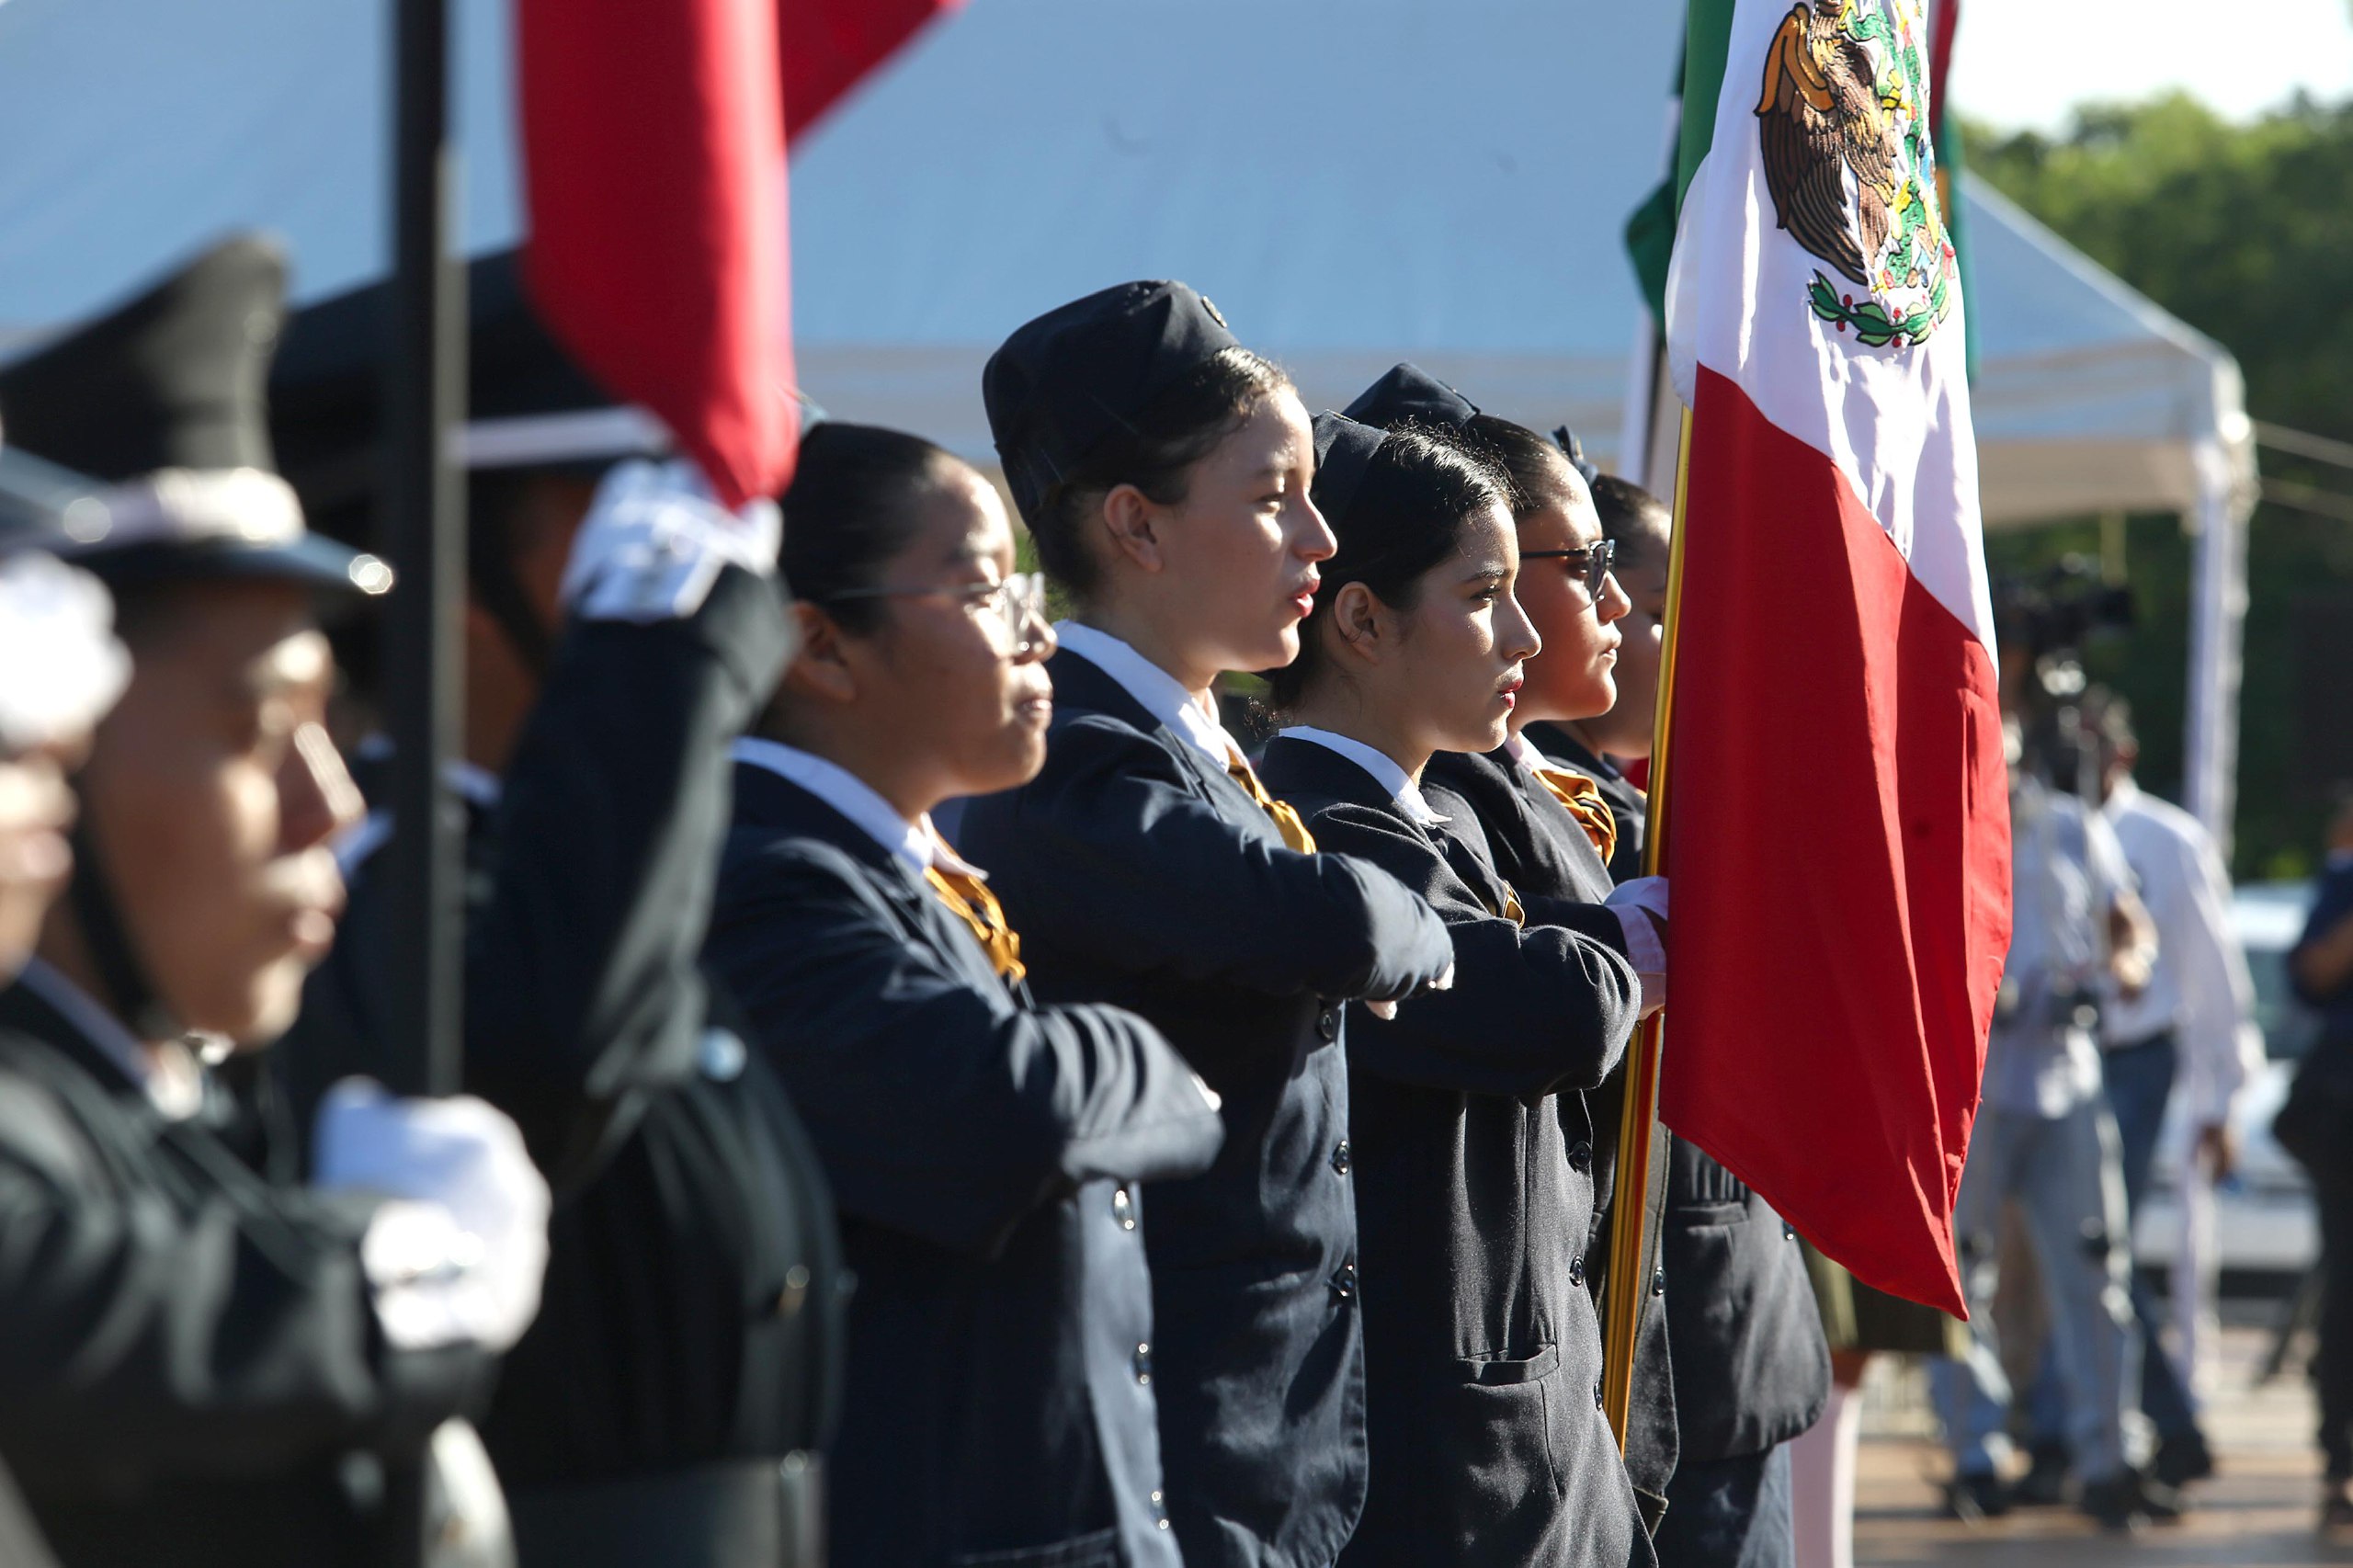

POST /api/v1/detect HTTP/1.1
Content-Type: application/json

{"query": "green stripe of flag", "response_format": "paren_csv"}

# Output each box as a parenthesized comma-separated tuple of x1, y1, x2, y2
(1625, 0, 1735, 322)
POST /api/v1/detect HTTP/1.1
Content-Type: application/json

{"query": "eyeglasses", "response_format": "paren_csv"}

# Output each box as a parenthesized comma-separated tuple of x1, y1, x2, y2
(822, 571, 1050, 653)
(1519, 538, 1617, 602)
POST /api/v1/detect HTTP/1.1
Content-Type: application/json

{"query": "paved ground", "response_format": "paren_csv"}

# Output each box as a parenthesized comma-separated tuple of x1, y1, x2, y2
(1853, 1305, 2347, 1566)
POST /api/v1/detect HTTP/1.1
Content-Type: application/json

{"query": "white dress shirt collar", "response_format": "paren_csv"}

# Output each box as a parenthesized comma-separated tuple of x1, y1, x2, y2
(1501, 731, 1543, 777)
(730, 737, 983, 877)
(1276, 726, 1449, 826)
(1052, 620, 1242, 767)
(15, 958, 206, 1119)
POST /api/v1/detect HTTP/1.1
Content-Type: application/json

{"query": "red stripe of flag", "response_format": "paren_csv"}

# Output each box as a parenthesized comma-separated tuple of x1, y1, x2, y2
(1657, 368, 2010, 1315)
(517, 0, 961, 511)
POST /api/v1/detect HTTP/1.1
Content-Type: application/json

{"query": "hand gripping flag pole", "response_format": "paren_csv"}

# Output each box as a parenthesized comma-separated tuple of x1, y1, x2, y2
(1600, 408, 1692, 1449)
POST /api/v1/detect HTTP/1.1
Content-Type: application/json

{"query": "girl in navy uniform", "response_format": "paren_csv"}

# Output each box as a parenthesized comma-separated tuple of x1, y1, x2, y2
(1340, 369, 1680, 1522)
(1347, 366, 1828, 1566)
(704, 424, 1228, 1568)
(1255, 411, 1660, 1567)
(956, 283, 1456, 1568)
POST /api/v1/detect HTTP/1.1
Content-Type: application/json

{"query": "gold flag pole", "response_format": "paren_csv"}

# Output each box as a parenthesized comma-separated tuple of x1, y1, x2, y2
(1601, 405, 1694, 1448)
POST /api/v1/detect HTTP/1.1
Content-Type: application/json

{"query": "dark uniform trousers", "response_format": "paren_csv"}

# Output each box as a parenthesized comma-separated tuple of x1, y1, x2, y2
(1647, 1141, 1827, 1568)
(707, 764, 1227, 1567)
(0, 990, 491, 1568)
(1261, 737, 1653, 1568)
(957, 650, 1453, 1568)
(1478, 739, 1833, 1559)
(1425, 746, 1679, 1520)
(279, 565, 844, 1567)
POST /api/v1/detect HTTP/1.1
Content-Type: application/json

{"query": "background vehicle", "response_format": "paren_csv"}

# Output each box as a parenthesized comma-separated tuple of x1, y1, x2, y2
(2133, 880, 2320, 1286)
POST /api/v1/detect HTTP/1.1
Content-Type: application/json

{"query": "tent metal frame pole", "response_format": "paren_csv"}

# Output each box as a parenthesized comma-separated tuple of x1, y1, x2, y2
(381, 0, 465, 1561)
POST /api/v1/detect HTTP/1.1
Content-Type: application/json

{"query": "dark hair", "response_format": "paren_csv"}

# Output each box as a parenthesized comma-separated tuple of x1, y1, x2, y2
(1461, 413, 1579, 523)
(780, 422, 969, 633)
(1265, 427, 1508, 710)
(1029, 346, 1289, 598)
(1588, 473, 1672, 570)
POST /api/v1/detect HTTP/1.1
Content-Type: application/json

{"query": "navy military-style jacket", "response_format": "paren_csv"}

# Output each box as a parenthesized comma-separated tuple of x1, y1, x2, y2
(1444, 744, 1830, 1472)
(956, 649, 1453, 1568)
(0, 984, 489, 1568)
(1424, 744, 1680, 1517)
(707, 762, 1225, 1568)
(280, 566, 846, 1564)
(1258, 736, 1651, 1568)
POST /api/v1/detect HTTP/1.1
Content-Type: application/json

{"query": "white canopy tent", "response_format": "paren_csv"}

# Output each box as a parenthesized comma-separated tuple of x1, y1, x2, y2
(0, 0, 2254, 835)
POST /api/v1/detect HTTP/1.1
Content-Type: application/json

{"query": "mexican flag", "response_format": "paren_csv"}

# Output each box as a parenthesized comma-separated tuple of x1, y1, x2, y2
(1654, 0, 2010, 1313)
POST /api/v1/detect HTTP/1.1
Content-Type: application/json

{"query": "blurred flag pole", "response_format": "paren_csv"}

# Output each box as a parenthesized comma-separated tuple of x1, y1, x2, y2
(381, 0, 466, 1559)
(383, 0, 466, 1106)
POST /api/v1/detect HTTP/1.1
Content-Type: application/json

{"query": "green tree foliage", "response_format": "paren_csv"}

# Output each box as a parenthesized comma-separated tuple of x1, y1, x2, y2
(1969, 95, 2353, 878)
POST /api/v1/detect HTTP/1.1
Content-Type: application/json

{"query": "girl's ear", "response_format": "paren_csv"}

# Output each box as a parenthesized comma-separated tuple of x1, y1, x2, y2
(781, 601, 859, 705)
(1098, 483, 1166, 574)
(1326, 581, 1390, 667)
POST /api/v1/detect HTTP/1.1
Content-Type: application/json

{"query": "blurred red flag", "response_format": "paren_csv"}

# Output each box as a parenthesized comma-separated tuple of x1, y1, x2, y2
(517, 0, 960, 510)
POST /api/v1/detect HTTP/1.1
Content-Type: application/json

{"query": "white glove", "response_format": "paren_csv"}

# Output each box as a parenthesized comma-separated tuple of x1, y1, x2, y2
(560, 458, 782, 623)
(1604, 877, 1668, 1016)
(313, 1080, 552, 1354)
(1365, 960, 1454, 1020)
(0, 552, 129, 754)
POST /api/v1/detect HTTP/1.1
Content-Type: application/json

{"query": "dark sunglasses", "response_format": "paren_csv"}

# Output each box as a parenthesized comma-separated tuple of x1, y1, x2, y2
(1519, 538, 1616, 601)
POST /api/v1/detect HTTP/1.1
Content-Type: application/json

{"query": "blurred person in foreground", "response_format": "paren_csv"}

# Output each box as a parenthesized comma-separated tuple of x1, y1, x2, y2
(1927, 650, 2173, 1532)
(0, 530, 133, 1568)
(0, 237, 549, 1568)
(270, 255, 843, 1567)
(2279, 786, 2353, 1532)
(2006, 691, 2255, 1502)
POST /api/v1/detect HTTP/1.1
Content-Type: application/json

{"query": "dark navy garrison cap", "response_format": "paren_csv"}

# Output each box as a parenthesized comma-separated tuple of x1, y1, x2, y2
(1343, 361, 1479, 434)
(0, 235, 387, 595)
(1309, 411, 1386, 529)
(982, 280, 1239, 524)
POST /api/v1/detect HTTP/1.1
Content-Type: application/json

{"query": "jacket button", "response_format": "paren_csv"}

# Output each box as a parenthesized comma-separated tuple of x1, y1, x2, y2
(1133, 1342, 1153, 1385)
(1569, 1254, 1586, 1288)
(1651, 1267, 1666, 1298)
(1595, 1378, 1607, 1411)
(1330, 1140, 1352, 1176)
(1331, 1260, 1358, 1301)
(1151, 1489, 1169, 1529)
(1567, 1140, 1593, 1174)
(1783, 1221, 1797, 1242)
(1111, 1185, 1137, 1232)
(1317, 1007, 1340, 1042)
(773, 1263, 811, 1319)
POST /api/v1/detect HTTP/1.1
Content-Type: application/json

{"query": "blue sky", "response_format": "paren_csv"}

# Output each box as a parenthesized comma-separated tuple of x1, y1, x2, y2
(1956, 0, 2353, 129)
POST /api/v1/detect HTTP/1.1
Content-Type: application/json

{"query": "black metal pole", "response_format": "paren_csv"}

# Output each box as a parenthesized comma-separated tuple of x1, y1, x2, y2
(384, 0, 465, 1101)
(382, 1, 463, 1562)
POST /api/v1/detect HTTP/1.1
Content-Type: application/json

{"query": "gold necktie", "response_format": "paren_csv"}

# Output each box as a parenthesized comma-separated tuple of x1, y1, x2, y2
(1226, 748, 1318, 854)
(924, 865, 1027, 985)
(1530, 764, 1620, 864)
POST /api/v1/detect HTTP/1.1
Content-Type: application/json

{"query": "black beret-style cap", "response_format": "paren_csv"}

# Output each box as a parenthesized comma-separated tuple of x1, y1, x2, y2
(1342, 361, 1480, 434)
(982, 280, 1240, 524)
(0, 235, 385, 596)
(1309, 411, 1386, 531)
